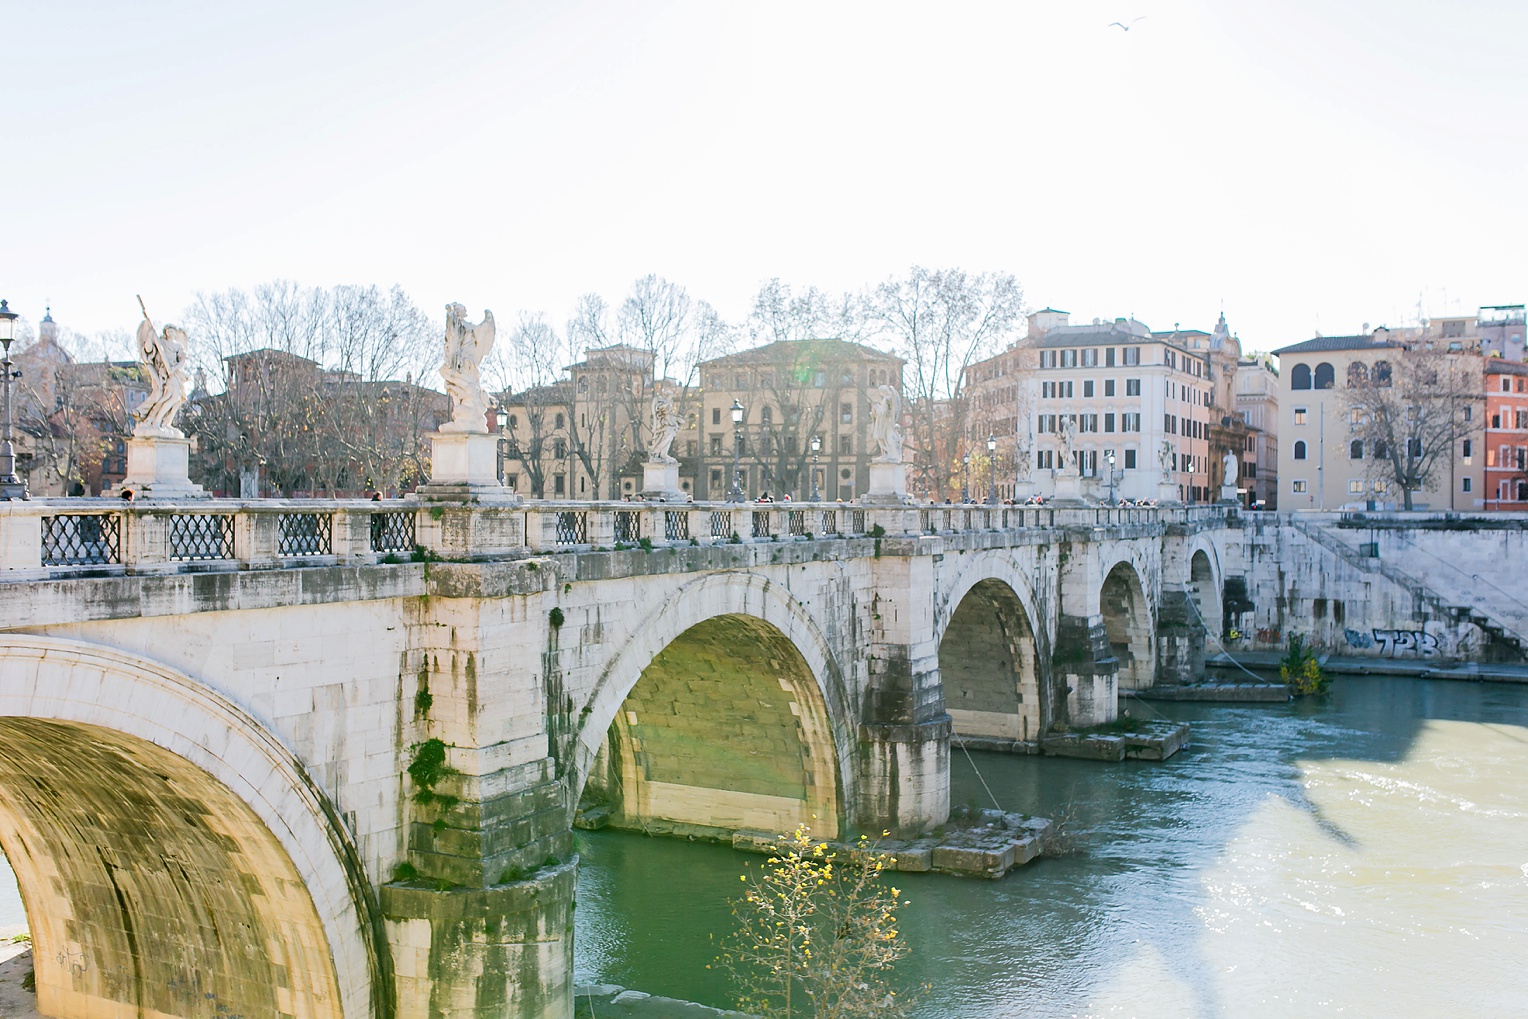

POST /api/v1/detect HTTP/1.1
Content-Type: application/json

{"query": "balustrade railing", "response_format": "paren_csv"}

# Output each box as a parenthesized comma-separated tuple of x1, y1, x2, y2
(0, 496, 1219, 576)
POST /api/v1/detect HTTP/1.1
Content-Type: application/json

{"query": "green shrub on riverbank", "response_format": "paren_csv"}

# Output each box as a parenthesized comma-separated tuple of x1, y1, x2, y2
(1280, 634, 1329, 695)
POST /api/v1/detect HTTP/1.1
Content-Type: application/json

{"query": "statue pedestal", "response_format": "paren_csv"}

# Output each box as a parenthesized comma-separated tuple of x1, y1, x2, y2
(640, 461, 686, 502)
(114, 435, 206, 499)
(859, 461, 912, 505)
(1052, 471, 1084, 504)
(418, 432, 520, 503)
(1219, 483, 1240, 504)
(1157, 480, 1181, 504)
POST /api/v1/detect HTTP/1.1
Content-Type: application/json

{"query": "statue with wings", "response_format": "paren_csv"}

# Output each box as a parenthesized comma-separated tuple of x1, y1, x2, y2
(440, 303, 496, 433)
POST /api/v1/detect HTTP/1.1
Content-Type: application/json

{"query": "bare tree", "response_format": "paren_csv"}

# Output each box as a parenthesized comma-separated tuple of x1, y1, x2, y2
(868, 268, 1024, 499)
(1344, 347, 1483, 511)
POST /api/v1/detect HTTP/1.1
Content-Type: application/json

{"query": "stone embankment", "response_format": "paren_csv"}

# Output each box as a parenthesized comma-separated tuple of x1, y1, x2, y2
(954, 718, 1193, 760)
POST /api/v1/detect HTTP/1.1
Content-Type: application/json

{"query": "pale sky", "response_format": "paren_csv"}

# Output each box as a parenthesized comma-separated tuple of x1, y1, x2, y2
(6, 0, 1526, 354)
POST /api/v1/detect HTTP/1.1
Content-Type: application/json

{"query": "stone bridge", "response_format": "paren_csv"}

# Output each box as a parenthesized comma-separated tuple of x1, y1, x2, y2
(0, 497, 1241, 1018)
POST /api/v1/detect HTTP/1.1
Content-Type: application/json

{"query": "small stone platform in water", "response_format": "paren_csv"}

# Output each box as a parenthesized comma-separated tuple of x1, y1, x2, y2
(1128, 682, 1290, 703)
(575, 984, 749, 1018)
(733, 808, 1054, 880)
(954, 718, 1192, 762)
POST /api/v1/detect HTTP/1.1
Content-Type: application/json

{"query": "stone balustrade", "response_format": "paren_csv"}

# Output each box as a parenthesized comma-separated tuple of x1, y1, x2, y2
(0, 496, 1235, 578)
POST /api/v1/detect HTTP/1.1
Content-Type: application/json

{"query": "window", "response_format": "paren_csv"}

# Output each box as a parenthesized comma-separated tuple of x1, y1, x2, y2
(1121, 413, 1141, 432)
(1463, 477, 1473, 493)
(1292, 480, 1308, 493)
(1125, 379, 1141, 396)
(1079, 414, 1099, 432)
(1464, 405, 1472, 421)
(1105, 379, 1116, 397)
(1083, 380, 1094, 398)
(1038, 414, 1057, 433)
(1350, 408, 1365, 425)
(555, 413, 565, 430)
(710, 435, 723, 455)
(1293, 408, 1307, 425)
(762, 405, 773, 426)
(1040, 350, 1058, 368)
(1122, 347, 1140, 366)
(1294, 441, 1307, 460)
(1373, 440, 1387, 459)
(506, 473, 518, 490)
(710, 468, 722, 489)
(840, 402, 852, 424)
(554, 474, 566, 495)
(840, 372, 853, 386)
(1349, 480, 1364, 494)
(1124, 449, 1136, 469)
(1518, 410, 1528, 429)
(1104, 413, 1116, 432)
(1314, 363, 1335, 389)
(1505, 378, 1514, 393)
(838, 435, 852, 455)
(1408, 438, 1423, 458)
(813, 371, 826, 388)
(1082, 348, 1098, 367)
(1493, 413, 1503, 428)
(1349, 440, 1363, 459)
(1374, 480, 1387, 494)
(1291, 363, 1312, 390)
(1037, 450, 1054, 469)
(712, 407, 721, 425)
(1347, 362, 1368, 387)
(1106, 348, 1116, 367)
(1374, 361, 1393, 387)
(1463, 439, 1473, 464)
(1061, 349, 1078, 367)
(1520, 481, 1528, 501)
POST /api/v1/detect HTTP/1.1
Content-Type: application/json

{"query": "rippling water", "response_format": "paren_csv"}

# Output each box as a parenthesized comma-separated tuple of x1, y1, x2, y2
(575, 676, 1528, 1017)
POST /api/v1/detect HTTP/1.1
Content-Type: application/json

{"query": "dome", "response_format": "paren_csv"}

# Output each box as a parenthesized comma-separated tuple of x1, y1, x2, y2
(38, 307, 58, 346)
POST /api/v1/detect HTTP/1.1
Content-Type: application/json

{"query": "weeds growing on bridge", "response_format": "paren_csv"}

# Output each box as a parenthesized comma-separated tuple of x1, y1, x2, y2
(715, 824, 919, 1019)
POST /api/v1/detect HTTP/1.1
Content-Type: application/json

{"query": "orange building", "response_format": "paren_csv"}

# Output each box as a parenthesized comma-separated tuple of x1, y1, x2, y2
(1483, 360, 1528, 510)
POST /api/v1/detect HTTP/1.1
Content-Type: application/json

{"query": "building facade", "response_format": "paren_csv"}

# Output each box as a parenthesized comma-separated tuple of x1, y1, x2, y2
(696, 339, 904, 502)
(1014, 311, 1216, 503)
(1483, 360, 1528, 510)
(1233, 354, 1280, 509)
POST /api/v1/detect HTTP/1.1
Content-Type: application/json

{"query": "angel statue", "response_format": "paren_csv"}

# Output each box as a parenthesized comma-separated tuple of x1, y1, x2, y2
(1158, 440, 1176, 482)
(133, 297, 190, 437)
(1222, 448, 1239, 486)
(1014, 443, 1033, 480)
(1057, 415, 1077, 472)
(869, 384, 904, 463)
(647, 392, 680, 463)
(440, 304, 496, 433)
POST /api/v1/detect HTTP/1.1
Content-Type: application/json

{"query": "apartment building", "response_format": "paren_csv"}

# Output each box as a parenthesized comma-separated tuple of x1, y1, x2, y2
(696, 339, 903, 502)
(1484, 360, 1528, 510)
(1272, 329, 1484, 510)
(1233, 355, 1280, 509)
(1018, 310, 1215, 503)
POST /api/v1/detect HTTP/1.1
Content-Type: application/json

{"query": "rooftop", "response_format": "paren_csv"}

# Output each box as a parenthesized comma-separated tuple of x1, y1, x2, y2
(1271, 335, 1400, 356)
(700, 337, 903, 367)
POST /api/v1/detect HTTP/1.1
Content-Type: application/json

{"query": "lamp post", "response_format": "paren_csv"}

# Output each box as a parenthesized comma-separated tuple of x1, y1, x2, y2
(986, 433, 998, 504)
(961, 451, 971, 503)
(727, 399, 745, 502)
(1106, 449, 1120, 505)
(0, 301, 26, 500)
(495, 407, 509, 485)
(809, 433, 821, 501)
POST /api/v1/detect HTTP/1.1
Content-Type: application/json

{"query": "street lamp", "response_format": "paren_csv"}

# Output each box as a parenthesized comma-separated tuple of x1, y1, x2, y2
(809, 433, 821, 501)
(727, 399, 746, 502)
(0, 301, 26, 500)
(961, 451, 971, 503)
(986, 433, 998, 504)
(495, 407, 509, 484)
(1105, 449, 1121, 505)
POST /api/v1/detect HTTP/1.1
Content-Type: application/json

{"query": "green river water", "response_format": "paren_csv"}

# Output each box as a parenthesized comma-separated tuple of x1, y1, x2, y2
(574, 675, 1528, 1017)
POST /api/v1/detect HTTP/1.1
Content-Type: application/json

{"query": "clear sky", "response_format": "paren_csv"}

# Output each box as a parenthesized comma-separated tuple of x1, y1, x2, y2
(6, 0, 1525, 353)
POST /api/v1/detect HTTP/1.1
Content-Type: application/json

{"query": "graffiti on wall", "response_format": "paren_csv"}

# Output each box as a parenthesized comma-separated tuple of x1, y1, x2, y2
(1346, 627, 1441, 657)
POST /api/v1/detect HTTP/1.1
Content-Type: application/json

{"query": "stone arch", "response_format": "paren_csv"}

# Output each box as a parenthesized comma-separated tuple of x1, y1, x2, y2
(1099, 559, 1155, 690)
(0, 636, 387, 1019)
(1188, 544, 1224, 640)
(933, 557, 1050, 743)
(577, 573, 852, 838)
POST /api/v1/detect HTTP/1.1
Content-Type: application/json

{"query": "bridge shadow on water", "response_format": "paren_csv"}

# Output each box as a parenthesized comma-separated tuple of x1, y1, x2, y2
(574, 674, 1528, 1018)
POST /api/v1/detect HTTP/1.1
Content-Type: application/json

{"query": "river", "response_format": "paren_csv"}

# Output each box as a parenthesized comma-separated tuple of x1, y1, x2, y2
(575, 675, 1528, 1017)
(0, 675, 1521, 1016)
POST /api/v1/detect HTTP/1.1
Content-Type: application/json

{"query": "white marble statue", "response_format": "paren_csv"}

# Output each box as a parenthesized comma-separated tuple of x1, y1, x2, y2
(647, 392, 680, 463)
(869, 384, 904, 463)
(133, 299, 190, 437)
(1014, 443, 1033, 480)
(1222, 448, 1239, 486)
(440, 303, 496, 433)
(1057, 415, 1077, 472)
(1159, 440, 1175, 482)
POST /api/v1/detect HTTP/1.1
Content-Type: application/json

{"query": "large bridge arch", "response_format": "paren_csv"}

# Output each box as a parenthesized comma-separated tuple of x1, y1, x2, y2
(0, 636, 388, 1019)
(1187, 539, 1225, 640)
(577, 572, 854, 839)
(934, 556, 1051, 742)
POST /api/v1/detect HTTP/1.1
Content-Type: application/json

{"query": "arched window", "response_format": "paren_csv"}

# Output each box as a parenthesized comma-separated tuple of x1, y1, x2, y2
(1314, 362, 1335, 389)
(555, 413, 565, 430)
(1291, 363, 1312, 390)
(1349, 440, 1364, 459)
(1348, 362, 1369, 387)
(1294, 440, 1307, 460)
(1374, 361, 1393, 387)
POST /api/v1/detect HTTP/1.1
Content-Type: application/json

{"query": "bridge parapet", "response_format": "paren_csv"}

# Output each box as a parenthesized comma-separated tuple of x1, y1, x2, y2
(1, 496, 1236, 580)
